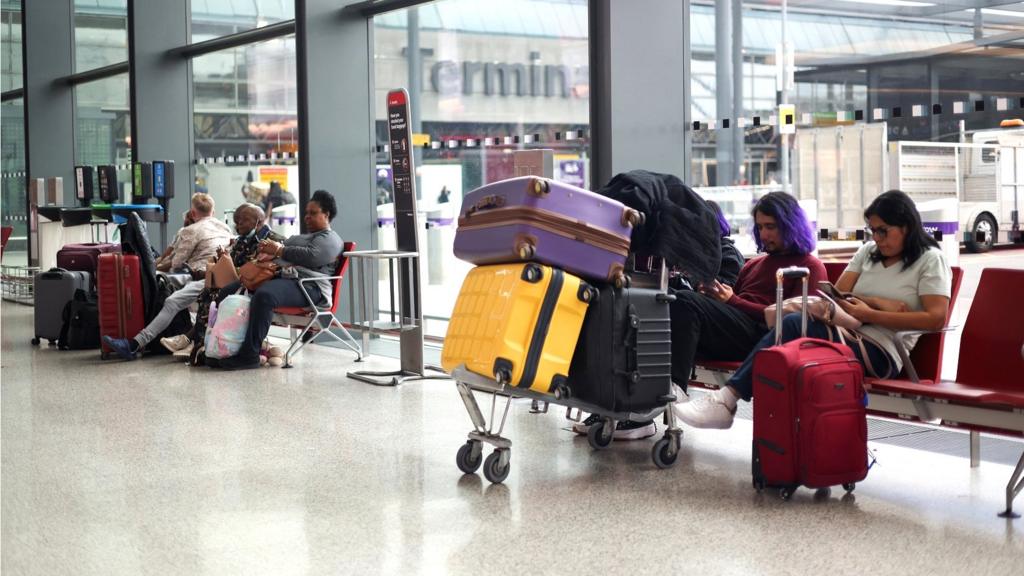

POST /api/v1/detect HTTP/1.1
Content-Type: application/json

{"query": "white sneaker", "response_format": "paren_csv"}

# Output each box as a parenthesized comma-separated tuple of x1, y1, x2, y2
(160, 334, 192, 353)
(172, 343, 194, 358)
(671, 382, 687, 401)
(673, 391, 737, 429)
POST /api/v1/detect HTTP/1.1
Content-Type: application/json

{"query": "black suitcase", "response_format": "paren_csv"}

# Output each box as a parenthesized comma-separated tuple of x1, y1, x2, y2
(33, 268, 91, 345)
(567, 286, 675, 412)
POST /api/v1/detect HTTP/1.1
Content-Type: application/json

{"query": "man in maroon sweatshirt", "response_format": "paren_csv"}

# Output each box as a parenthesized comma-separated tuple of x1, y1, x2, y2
(671, 191, 826, 429)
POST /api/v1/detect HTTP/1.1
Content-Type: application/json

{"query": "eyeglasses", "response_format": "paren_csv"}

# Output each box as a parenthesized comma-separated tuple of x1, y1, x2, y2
(866, 225, 890, 239)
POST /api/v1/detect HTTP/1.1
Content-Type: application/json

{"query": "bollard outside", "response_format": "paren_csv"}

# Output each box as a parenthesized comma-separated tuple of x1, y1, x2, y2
(377, 203, 396, 282)
(918, 197, 960, 267)
(799, 198, 819, 256)
(425, 207, 454, 285)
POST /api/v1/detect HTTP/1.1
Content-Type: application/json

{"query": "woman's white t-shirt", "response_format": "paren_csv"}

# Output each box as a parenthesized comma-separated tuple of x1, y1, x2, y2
(844, 242, 952, 374)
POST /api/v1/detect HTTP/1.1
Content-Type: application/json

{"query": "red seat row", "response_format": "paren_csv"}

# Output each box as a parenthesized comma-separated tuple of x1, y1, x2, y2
(691, 263, 1024, 518)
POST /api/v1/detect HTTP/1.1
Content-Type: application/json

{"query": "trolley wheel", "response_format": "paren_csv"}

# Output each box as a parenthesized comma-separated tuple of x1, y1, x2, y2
(101, 352, 110, 361)
(842, 483, 856, 493)
(613, 274, 626, 289)
(587, 420, 614, 450)
(483, 450, 510, 484)
(456, 441, 483, 475)
(753, 478, 766, 492)
(652, 436, 678, 469)
(31, 337, 40, 346)
(779, 487, 794, 501)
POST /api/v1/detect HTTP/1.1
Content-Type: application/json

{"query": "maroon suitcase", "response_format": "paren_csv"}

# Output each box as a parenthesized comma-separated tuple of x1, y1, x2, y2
(454, 176, 641, 286)
(97, 253, 145, 360)
(57, 243, 120, 275)
(751, 266, 868, 500)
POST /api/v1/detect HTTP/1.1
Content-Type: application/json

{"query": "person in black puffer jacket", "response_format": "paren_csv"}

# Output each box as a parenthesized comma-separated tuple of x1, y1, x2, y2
(598, 170, 722, 287)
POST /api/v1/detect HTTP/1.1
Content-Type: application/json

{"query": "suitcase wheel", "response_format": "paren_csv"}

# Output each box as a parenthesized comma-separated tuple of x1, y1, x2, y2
(552, 383, 572, 401)
(587, 420, 614, 450)
(622, 208, 643, 228)
(652, 436, 679, 469)
(483, 450, 510, 484)
(842, 483, 856, 493)
(779, 487, 795, 501)
(577, 284, 597, 304)
(752, 478, 766, 492)
(31, 337, 40, 346)
(516, 241, 536, 260)
(520, 263, 542, 283)
(456, 441, 483, 475)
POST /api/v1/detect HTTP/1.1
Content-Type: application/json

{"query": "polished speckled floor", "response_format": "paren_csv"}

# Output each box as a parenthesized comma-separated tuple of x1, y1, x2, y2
(2, 301, 1022, 575)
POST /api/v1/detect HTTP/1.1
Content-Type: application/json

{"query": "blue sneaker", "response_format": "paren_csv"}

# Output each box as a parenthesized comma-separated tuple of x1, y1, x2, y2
(102, 336, 138, 361)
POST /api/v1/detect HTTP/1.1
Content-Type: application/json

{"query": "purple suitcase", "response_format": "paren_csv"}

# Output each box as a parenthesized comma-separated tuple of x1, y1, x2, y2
(57, 243, 120, 275)
(454, 176, 640, 285)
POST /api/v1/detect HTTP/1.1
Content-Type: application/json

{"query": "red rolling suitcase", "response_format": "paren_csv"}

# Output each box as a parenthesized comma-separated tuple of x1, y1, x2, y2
(453, 176, 641, 286)
(97, 253, 145, 359)
(57, 243, 120, 277)
(751, 266, 868, 500)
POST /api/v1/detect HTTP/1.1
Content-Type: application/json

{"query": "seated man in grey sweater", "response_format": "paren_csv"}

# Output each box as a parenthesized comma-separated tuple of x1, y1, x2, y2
(213, 189, 344, 370)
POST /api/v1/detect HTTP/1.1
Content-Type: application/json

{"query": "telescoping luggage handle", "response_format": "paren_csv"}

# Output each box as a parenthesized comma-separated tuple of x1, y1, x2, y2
(774, 266, 810, 345)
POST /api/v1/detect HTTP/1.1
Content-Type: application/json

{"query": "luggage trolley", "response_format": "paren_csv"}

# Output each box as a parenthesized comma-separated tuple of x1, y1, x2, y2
(450, 364, 684, 484)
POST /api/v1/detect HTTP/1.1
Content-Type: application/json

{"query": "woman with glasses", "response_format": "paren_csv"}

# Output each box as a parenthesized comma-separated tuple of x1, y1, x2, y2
(212, 190, 343, 370)
(675, 189, 952, 429)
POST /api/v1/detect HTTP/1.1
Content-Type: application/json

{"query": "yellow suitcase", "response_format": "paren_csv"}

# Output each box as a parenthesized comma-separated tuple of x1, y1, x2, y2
(442, 263, 593, 396)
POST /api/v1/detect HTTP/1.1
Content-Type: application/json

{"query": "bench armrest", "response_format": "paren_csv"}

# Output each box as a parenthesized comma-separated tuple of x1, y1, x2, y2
(295, 274, 345, 311)
(890, 325, 959, 383)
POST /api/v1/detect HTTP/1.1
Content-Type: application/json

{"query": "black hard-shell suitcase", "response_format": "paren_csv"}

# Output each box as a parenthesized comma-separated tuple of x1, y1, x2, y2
(33, 268, 91, 345)
(567, 286, 675, 412)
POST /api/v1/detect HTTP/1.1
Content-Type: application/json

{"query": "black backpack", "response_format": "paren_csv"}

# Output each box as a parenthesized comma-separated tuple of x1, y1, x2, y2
(58, 289, 101, 350)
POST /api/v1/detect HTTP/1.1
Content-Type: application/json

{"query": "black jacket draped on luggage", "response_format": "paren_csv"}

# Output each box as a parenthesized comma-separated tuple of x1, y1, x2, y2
(119, 213, 191, 351)
(597, 170, 722, 285)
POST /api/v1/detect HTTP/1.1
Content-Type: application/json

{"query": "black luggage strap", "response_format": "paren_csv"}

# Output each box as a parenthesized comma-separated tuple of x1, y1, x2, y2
(57, 289, 89, 350)
(618, 301, 642, 393)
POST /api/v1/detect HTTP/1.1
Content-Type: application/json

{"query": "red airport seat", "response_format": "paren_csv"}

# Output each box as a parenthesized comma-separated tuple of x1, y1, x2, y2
(271, 241, 362, 367)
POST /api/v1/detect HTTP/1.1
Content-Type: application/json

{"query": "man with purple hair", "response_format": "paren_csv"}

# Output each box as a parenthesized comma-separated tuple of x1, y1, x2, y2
(671, 191, 827, 429)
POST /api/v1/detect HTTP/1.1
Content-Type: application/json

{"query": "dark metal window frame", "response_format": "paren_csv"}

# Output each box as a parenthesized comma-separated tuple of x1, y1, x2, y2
(1, 87, 22, 101)
(172, 19, 296, 59)
(345, 0, 437, 17)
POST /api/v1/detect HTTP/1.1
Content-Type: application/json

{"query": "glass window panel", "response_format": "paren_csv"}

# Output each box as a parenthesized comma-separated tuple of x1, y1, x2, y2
(689, 0, 1024, 253)
(373, 0, 590, 338)
(74, 74, 131, 203)
(74, 0, 128, 72)
(1, 1, 22, 92)
(2, 98, 26, 264)
(192, 35, 298, 225)
(191, 0, 294, 42)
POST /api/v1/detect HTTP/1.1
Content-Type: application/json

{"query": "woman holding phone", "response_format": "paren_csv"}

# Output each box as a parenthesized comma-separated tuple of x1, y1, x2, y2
(675, 189, 953, 430)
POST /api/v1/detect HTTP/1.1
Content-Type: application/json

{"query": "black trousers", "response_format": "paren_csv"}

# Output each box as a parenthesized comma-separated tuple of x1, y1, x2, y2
(670, 289, 768, 388)
(215, 278, 322, 360)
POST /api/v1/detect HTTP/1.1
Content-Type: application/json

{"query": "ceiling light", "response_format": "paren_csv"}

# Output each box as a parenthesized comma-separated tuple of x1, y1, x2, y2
(966, 7, 1024, 19)
(837, 0, 935, 7)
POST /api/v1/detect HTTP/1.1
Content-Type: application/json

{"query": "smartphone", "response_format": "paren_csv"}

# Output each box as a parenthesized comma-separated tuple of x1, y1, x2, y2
(817, 281, 850, 301)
